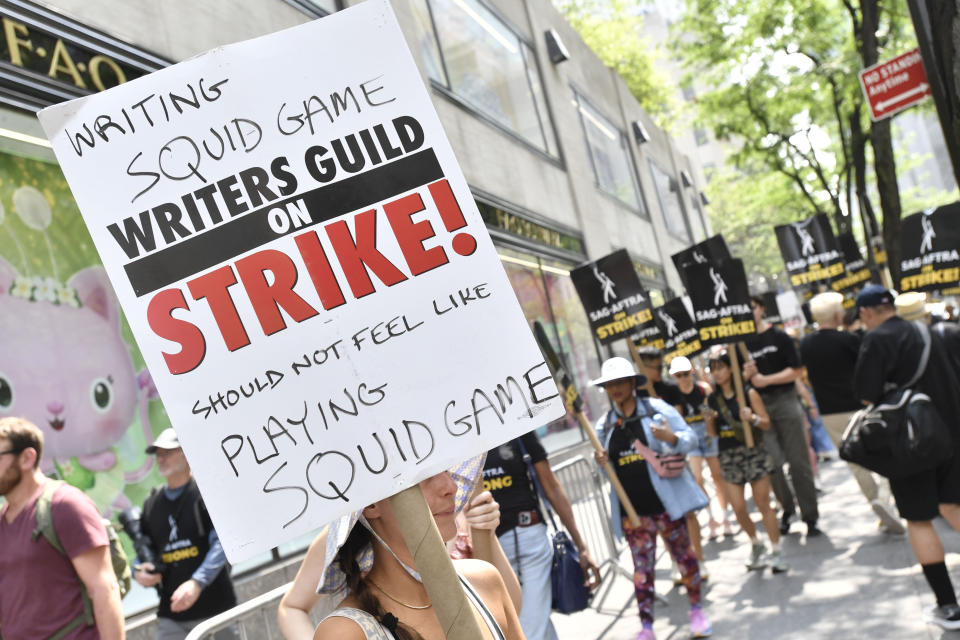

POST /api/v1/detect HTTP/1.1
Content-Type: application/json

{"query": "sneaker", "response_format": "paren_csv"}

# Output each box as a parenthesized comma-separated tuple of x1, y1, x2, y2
(707, 519, 721, 540)
(699, 563, 710, 582)
(923, 603, 960, 630)
(689, 608, 712, 638)
(745, 541, 766, 570)
(806, 521, 823, 537)
(636, 627, 657, 640)
(779, 511, 794, 535)
(769, 549, 789, 574)
(871, 499, 906, 534)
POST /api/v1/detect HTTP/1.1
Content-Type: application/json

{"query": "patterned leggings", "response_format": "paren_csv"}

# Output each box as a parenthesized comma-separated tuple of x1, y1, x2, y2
(623, 512, 701, 624)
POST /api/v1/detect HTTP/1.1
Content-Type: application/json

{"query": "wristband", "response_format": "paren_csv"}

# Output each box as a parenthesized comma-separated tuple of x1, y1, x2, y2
(752, 414, 761, 426)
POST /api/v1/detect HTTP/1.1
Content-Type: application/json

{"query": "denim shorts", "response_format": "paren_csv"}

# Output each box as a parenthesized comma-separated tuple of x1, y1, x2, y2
(687, 421, 718, 458)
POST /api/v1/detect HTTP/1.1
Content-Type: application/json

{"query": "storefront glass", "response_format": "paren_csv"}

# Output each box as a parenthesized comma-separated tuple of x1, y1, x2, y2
(497, 247, 602, 452)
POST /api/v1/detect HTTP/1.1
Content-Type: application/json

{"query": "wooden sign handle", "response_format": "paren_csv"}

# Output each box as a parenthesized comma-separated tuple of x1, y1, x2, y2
(390, 486, 486, 640)
(576, 410, 642, 527)
(728, 344, 755, 448)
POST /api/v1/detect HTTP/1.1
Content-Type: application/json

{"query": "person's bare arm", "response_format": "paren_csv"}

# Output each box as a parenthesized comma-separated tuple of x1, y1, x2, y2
(533, 460, 600, 590)
(72, 545, 124, 640)
(279, 528, 328, 640)
(463, 491, 522, 613)
(745, 388, 772, 430)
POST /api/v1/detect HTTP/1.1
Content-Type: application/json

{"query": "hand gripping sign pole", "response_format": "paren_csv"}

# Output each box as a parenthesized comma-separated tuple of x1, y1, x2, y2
(533, 322, 641, 526)
(390, 487, 487, 640)
(728, 344, 755, 448)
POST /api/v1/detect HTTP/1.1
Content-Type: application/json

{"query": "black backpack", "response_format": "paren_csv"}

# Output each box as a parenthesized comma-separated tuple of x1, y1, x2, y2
(840, 321, 953, 478)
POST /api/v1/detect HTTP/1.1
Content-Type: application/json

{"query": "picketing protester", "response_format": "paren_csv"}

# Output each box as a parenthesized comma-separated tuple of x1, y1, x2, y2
(312, 460, 524, 640)
(800, 291, 903, 534)
(853, 284, 960, 630)
(635, 346, 683, 406)
(668, 356, 732, 576)
(133, 428, 238, 640)
(592, 357, 712, 640)
(278, 480, 520, 640)
(481, 432, 601, 640)
(742, 295, 822, 537)
(896, 291, 960, 374)
(702, 350, 788, 573)
(0, 417, 125, 640)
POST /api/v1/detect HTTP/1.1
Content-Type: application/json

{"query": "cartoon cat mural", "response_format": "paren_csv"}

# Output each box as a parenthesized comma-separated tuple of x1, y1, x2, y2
(0, 254, 158, 514)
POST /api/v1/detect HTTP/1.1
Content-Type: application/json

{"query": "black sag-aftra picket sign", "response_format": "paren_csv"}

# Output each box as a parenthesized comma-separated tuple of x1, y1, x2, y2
(570, 248, 656, 345)
(653, 296, 702, 363)
(671, 234, 731, 289)
(683, 258, 756, 348)
(899, 202, 960, 294)
(774, 214, 845, 291)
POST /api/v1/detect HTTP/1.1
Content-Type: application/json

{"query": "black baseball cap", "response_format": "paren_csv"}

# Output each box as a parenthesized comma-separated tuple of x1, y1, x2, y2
(855, 284, 894, 309)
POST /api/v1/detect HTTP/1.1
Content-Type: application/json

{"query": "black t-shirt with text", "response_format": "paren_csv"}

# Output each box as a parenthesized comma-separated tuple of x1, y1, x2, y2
(607, 411, 666, 517)
(707, 391, 757, 452)
(743, 327, 801, 395)
(677, 384, 709, 424)
(799, 328, 861, 414)
(483, 432, 548, 537)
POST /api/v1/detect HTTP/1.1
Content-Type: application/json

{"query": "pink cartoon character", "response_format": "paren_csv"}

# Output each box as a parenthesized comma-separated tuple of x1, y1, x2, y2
(0, 254, 157, 513)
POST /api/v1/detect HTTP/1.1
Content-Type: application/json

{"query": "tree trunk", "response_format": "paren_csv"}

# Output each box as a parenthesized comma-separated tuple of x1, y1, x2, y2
(850, 106, 881, 252)
(860, 0, 903, 282)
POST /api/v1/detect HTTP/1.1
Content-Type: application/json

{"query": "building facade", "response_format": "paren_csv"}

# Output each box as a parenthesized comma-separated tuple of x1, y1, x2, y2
(0, 0, 710, 621)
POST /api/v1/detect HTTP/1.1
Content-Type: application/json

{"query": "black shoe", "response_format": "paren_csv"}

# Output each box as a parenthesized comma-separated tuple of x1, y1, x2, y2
(805, 521, 823, 537)
(779, 511, 794, 535)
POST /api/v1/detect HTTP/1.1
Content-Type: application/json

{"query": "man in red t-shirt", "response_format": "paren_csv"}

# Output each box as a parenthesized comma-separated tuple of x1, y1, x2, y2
(0, 417, 125, 639)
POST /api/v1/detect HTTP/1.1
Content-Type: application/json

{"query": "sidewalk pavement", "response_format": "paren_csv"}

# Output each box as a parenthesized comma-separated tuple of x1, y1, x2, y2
(552, 460, 960, 639)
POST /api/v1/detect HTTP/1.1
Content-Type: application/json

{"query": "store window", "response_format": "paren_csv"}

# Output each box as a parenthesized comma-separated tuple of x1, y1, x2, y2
(408, 0, 559, 157)
(649, 159, 690, 241)
(572, 90, 644, 213)
(496, 248, 601, 452)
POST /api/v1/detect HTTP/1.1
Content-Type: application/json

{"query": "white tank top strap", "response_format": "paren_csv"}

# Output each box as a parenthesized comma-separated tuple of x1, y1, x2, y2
(320, 607, 396, 639)
(458, 572, 506, 640)
(320, 572, 505, 640)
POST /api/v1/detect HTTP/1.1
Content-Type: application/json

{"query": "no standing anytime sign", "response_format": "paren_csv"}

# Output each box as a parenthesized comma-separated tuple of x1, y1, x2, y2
(859, 48, 931, 121)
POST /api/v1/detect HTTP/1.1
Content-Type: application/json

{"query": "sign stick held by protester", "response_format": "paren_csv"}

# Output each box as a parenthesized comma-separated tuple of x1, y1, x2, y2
(533, 321, 641, 526)
(728, 345, 755, 448)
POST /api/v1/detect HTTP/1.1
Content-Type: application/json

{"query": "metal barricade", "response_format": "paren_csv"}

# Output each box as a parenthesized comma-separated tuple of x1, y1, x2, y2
(184, 583, 291, 640)
(548, 456, 634, 611)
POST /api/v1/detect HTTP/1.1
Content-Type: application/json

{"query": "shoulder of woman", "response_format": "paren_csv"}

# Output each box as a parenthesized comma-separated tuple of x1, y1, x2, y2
(314, 612, 369, 640)
(454, 557, 501, 586)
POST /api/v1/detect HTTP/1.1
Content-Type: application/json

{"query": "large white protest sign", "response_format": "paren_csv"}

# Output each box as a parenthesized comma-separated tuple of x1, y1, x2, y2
(38, 0, 565, 562)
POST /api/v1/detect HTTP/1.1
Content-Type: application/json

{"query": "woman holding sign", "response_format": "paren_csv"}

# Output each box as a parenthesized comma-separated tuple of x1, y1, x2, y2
(702, 349, 787, 574)
(311, 460, 523, 640)
(592, 357, 711, 640)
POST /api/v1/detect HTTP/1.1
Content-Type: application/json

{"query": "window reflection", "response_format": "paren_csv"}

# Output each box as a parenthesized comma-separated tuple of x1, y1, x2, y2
(649, 160, 691, 241)
(572, 90, 643, 211)
(409, 0, 558, 156)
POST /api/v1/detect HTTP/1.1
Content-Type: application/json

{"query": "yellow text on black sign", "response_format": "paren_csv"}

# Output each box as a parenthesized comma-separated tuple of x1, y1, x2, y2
(698, 317, 756, 342)
(790, 262, 844, 287)
(596, 308, 653, 341)
(901, 265, 960, 292)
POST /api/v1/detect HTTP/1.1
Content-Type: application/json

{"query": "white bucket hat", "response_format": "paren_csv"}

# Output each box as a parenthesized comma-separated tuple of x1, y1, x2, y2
(668, 356, 693, 376)
(590, 357, 647, 386)
(317, 453, 486, 595)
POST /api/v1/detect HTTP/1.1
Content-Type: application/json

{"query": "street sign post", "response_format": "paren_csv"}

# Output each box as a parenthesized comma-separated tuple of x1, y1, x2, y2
(859, 48, 932, 121)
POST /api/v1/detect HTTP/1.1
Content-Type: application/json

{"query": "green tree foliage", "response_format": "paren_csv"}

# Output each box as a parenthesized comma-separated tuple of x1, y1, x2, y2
(703, 165, 811, 282)
(554, 0, 678, 127)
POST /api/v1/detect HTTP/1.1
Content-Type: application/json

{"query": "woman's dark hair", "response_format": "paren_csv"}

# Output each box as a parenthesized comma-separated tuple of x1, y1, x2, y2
(708, 349, 730, 368)
(336, 524, 425, 640)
